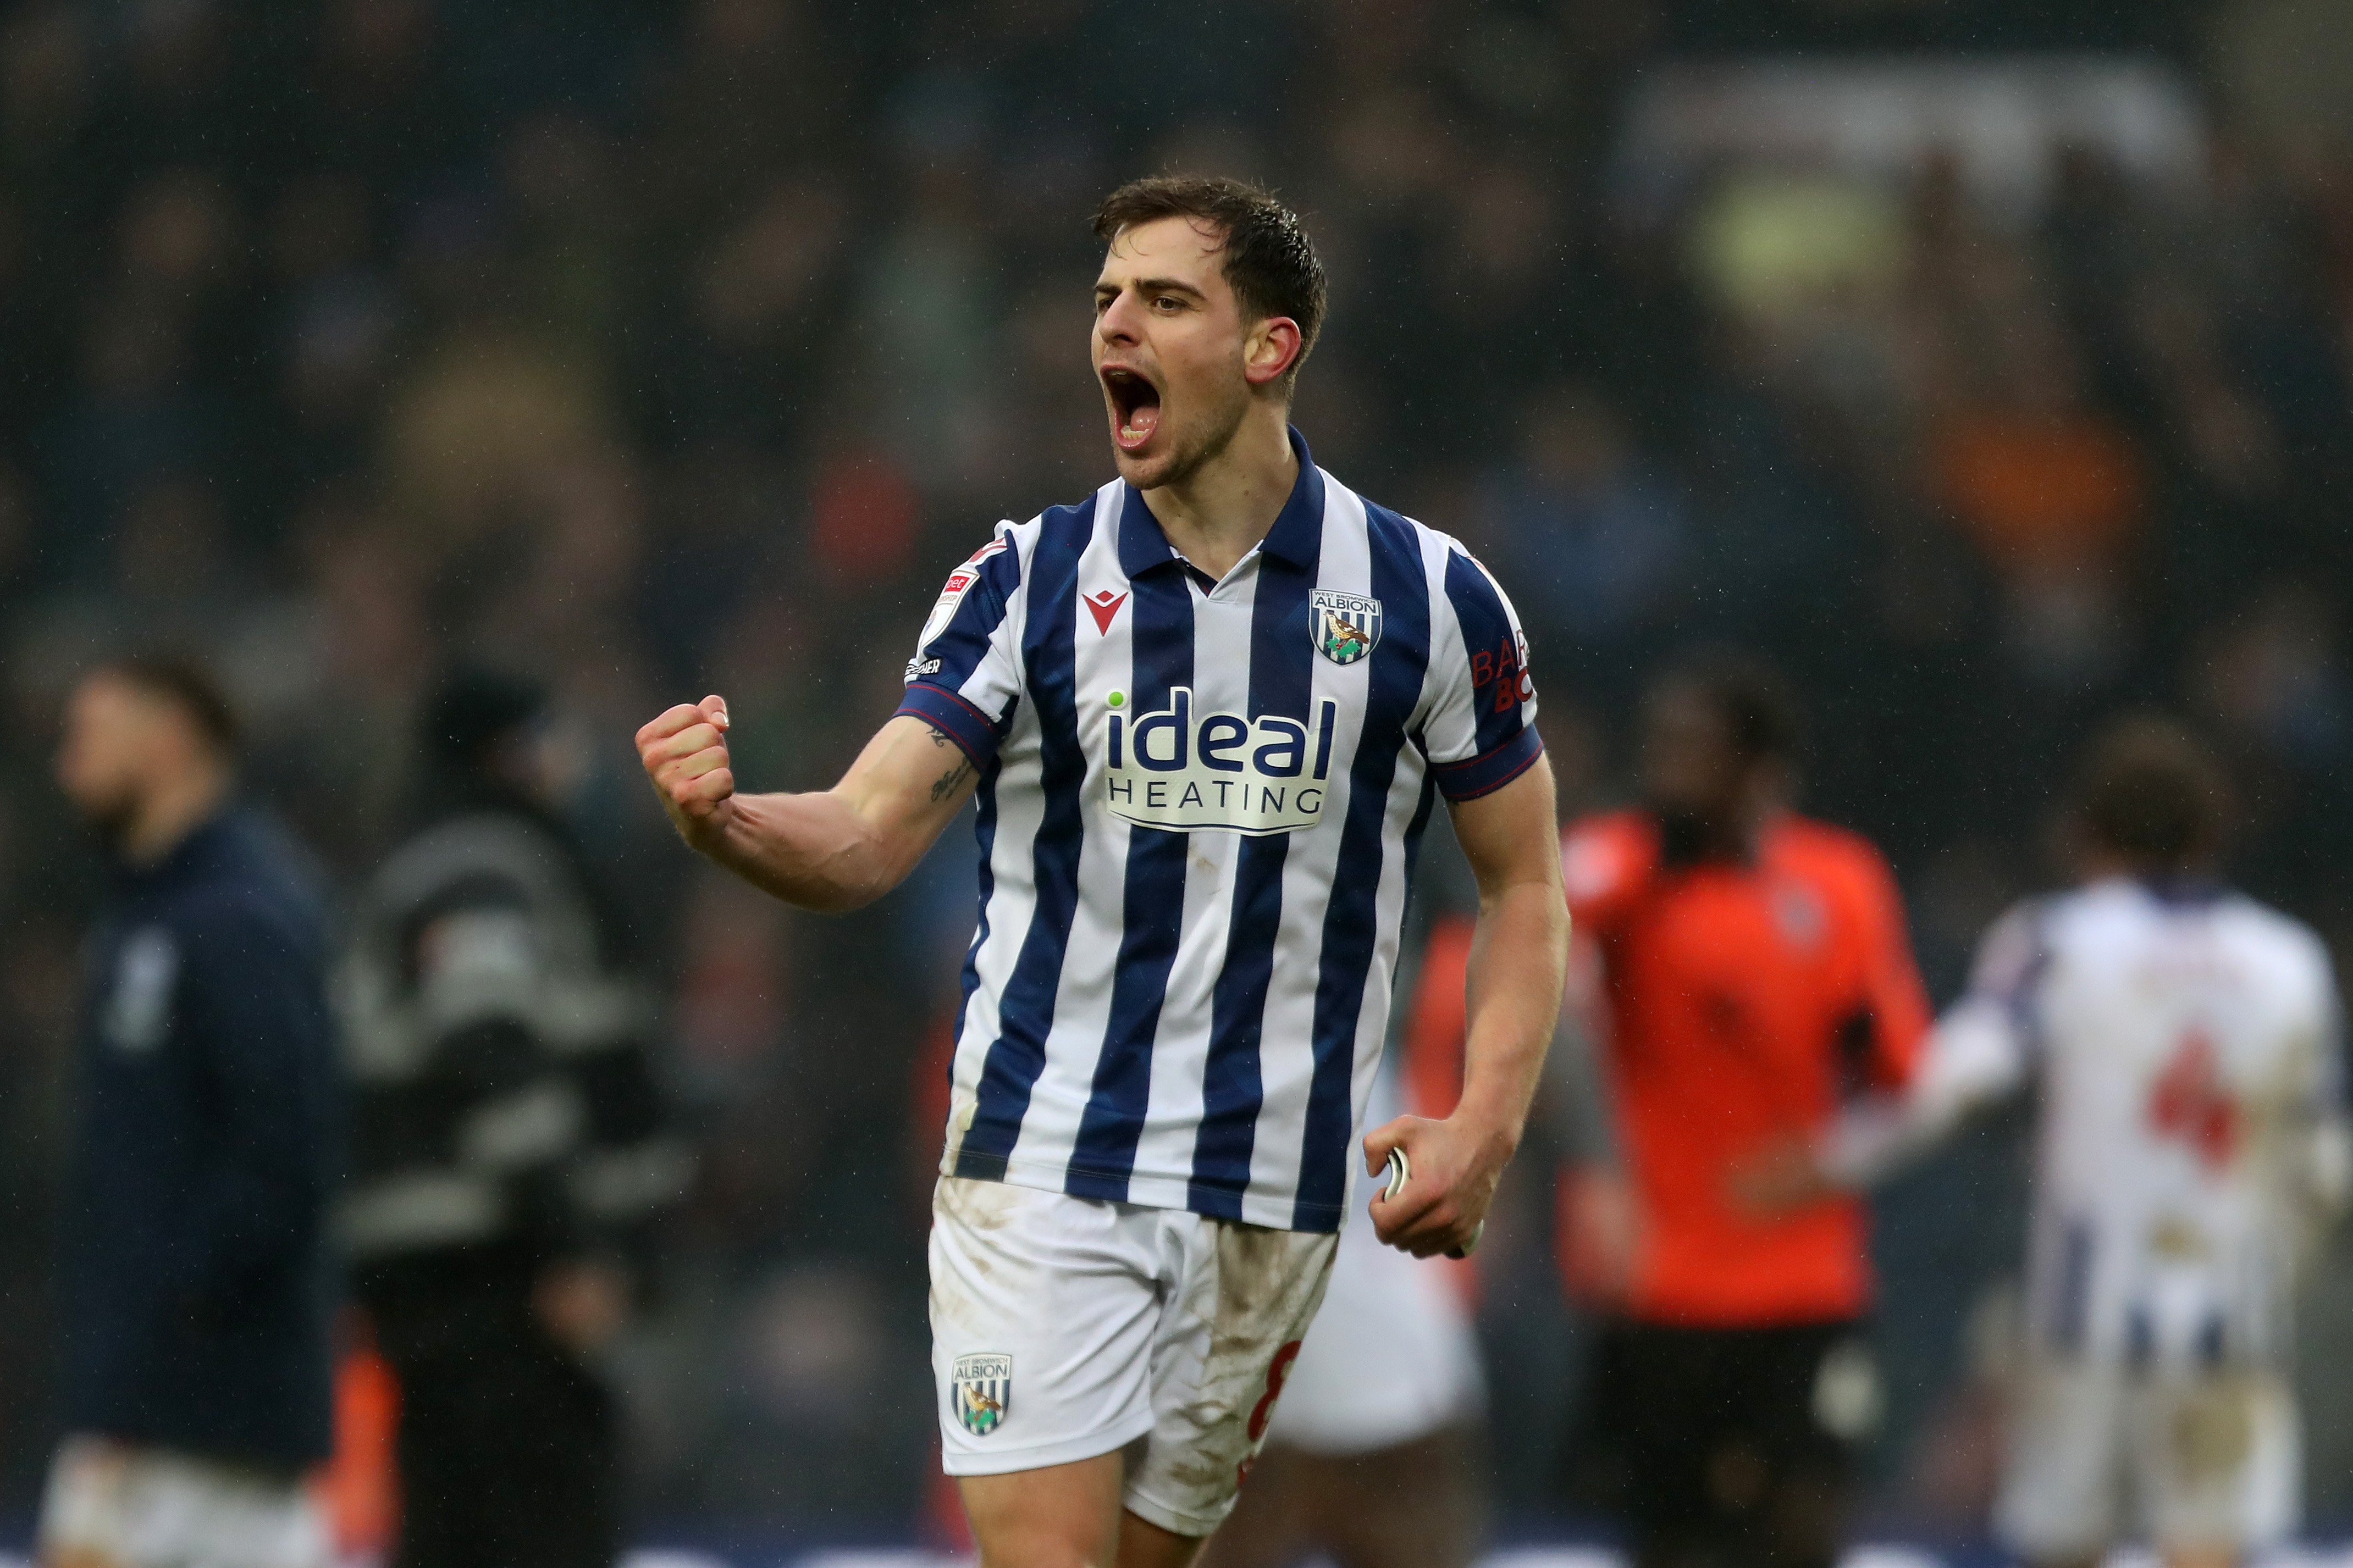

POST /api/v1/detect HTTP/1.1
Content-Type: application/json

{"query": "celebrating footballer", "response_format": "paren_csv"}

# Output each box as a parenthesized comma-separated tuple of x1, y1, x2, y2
(637, 176, 1567, 1567)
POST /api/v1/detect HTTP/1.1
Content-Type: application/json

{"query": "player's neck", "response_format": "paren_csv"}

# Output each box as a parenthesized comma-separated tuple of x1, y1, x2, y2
(1139, 409, 1298, 582)
(2076, 848, 2213, 888)
(123, 763, 231, 867)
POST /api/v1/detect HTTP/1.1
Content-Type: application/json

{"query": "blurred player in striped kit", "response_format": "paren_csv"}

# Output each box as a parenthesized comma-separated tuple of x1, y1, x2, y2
(1757, 716, 2349, 1568)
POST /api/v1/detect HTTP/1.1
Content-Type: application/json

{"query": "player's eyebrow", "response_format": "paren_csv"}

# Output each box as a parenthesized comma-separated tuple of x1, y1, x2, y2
(1097, 276, 1206, 301)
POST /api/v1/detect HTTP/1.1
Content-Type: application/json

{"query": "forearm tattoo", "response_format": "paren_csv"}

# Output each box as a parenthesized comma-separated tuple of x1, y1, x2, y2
(931, 756, 974, 802)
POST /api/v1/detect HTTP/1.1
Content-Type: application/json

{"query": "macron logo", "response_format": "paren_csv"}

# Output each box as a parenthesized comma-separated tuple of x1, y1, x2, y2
(1084, 590, 1128, 635)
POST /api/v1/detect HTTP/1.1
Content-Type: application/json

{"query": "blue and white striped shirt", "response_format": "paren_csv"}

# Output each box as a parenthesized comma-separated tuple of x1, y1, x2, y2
(898, 431, 1541, 1232)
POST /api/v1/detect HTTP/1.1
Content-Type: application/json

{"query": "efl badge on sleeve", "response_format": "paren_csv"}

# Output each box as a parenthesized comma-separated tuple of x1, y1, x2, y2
(952, 1353, 1013, 1437)
(1311, 591, 1382, 666)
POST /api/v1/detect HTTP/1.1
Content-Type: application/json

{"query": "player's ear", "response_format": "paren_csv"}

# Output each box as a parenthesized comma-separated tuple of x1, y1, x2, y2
(1243, 316, 1302, 389)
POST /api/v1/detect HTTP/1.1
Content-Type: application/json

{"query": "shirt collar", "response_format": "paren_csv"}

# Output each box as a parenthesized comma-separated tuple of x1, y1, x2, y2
(2133, 872, 2226, 908)
(114, 806, 237, 891)
(1115, 425, 1324, 580)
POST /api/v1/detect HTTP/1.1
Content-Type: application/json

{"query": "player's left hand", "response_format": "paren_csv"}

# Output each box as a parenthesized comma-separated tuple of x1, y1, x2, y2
(1363, 1112, 1511, 1259)
(1726, 1132, 1837, 1217)
(532, 1257, 631, 1357)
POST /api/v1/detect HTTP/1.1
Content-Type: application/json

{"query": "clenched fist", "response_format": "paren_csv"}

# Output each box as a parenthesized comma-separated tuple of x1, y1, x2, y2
(637, 695, 735, 845)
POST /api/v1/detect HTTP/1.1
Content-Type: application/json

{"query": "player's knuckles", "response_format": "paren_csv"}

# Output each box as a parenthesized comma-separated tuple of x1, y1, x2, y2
(661, 724, 720, 759)
(639, 704, 704, 742)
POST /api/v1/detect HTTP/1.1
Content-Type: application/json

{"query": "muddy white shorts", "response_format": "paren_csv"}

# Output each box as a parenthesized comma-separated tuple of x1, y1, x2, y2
(1262, 1170, 1483, 1455)
(37, 1436, 332, 1568)
(929, 1175, 1339, 1537)
(1995, 1356, 2299, 1558)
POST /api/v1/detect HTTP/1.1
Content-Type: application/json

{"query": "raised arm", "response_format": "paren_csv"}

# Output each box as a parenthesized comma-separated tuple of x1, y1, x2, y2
(637, 696, 980, 912)
(1364, 753, 1570, 1256)
(1735, 904, 2038, 1214)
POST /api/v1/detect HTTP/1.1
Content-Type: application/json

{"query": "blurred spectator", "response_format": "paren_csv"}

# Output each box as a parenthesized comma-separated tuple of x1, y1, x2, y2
(43, 655, 339, 1568)
(1479, 384, 1689, 704)
(338, 668, 688, 1568)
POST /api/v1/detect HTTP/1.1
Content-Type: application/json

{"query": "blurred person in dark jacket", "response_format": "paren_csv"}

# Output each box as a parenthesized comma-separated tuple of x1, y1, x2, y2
(337, 668, 687, 1568)
(44, 655, 340, 1568)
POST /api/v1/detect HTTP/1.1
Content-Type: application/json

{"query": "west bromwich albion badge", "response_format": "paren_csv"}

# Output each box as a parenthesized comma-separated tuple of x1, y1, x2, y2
(103, 927, 179, 1055)
(1311, 590, 1381, 666)
(952, 1353, 1012, 1437)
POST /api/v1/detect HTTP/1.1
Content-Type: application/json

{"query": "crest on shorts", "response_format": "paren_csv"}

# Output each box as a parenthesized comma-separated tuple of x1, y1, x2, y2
(952, 1353, 1013, 1437)
(1311, 591, 1382, 666)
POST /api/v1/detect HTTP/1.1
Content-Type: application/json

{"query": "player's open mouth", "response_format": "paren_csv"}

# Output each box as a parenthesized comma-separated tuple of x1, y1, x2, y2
(1103, 367, 1162, 451)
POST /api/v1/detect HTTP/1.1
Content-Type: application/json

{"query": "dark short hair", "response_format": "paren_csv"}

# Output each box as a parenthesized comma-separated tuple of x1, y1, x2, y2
(2072, 714, 2230, 868)
(96, 653, 240, 756)
(1653, 651, 1802, 764)
(1092, 175, 1327, 390)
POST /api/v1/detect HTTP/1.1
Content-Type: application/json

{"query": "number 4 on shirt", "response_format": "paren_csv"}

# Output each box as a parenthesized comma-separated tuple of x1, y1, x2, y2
(2147, 1027, 2239, 1172)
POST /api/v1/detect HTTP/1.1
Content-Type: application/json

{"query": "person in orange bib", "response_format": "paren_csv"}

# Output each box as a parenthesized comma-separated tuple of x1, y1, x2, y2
(1557, 655, 1931, 1568)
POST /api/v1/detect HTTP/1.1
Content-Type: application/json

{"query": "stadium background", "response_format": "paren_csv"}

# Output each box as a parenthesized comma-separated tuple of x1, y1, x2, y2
(0, 0, 2350, 1553)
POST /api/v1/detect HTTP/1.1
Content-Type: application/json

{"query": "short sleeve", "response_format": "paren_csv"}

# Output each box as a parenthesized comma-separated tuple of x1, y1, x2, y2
(1964, 899, 2053, 1031)
(1422, 545, 1542, 801)
(1913, 899, 2049, 1099)
(895, 525, 1027, 768)
(1560, 815, 1651, 940)
(2290, 926, 2345, 1116)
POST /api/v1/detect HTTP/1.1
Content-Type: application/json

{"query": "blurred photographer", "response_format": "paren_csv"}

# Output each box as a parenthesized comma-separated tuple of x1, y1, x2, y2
(338, 669, 687, 1568)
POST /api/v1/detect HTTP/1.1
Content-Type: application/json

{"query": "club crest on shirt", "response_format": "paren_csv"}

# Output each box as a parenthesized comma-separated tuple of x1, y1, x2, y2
(1310, 590, 1382, 666)
(102, 926, 179, 1055)
(952, 1353, 1012, 1437)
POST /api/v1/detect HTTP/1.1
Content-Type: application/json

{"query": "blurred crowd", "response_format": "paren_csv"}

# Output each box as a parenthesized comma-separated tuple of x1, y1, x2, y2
(1, 0, 2350, 1543)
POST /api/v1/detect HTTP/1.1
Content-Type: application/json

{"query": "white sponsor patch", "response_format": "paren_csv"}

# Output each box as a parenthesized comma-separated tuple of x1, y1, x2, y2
(1101, 688, 1338, 836)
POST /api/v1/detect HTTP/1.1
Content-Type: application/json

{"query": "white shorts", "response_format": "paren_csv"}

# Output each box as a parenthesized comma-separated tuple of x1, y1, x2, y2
(38, 1436, 331, 1568)
(1263, 1182, 1483, 1455)
(929, 1176, 1339, 1537)
(1995, 1357, 2299, 1557)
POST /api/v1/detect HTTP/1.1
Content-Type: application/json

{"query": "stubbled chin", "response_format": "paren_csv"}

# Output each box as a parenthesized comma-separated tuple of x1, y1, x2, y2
(1113, 445, 1189, 494)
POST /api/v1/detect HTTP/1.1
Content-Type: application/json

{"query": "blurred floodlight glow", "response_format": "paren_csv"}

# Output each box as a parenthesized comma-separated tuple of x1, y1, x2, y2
(1616, 57, 2206, 221)
(1688, 174, 1908, 317)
